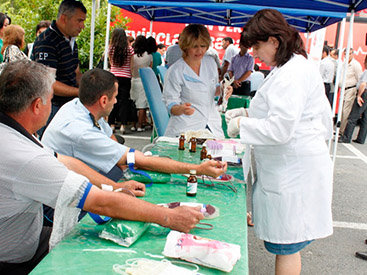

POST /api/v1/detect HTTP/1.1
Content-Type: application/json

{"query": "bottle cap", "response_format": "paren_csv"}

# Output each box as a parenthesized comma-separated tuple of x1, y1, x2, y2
(189, 169, 196, 175)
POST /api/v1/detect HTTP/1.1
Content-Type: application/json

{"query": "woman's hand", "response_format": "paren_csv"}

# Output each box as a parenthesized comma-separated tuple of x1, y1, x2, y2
(224, 85, 233, 100)
(171, 103, 195, 116)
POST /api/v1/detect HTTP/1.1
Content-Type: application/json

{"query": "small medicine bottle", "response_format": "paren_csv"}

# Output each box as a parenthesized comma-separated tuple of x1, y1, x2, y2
(200, 145, 207, 160)
(178, 134, 185, 150)
(186, 170, 197, 197)
(189, 137, 197, 153)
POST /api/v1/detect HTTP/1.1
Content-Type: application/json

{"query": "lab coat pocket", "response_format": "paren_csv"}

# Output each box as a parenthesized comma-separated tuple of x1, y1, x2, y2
(256, 153, 290, 195)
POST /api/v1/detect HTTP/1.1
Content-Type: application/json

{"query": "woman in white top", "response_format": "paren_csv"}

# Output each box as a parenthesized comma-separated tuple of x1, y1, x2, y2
(130, 35, 152, 132)
(226, 9, 333, 274)
(163, 24, 232, 138)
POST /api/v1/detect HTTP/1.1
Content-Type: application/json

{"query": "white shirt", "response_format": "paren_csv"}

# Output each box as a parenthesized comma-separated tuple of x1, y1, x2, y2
(0, 122, 86, 262)
(222, 44, 239, 65)
(339, 58, 363, 88)
(320, 56, 335, 83)
(163, 56, 224, 138)
(239, 54, 333, 243)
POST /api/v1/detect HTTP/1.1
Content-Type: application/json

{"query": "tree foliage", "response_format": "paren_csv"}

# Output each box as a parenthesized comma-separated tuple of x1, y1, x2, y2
(0, 0, 129, 71)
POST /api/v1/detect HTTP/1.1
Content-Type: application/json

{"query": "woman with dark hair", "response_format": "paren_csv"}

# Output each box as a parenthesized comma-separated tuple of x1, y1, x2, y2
(108, 28, 136, 133)
(146, 36, 162, 79)
(225, 9, 333, 274)
(0, 12, 11, 63)
(130, 35, 152, 131)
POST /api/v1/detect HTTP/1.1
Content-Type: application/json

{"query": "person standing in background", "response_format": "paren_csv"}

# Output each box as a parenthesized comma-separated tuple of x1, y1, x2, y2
(220, 36, 239, 81)
(146, 37, 162, 79)
(108, 28, 136, 134)
(157, 43, 166, 64)
(339, 55, 367, 144)
(130, 35, 152, 132)
(165, 39, 182, 67)
(32, 0, 87, 137)
(0, 13, 11, 63)
(320, 46, 335, 106)
(338, 49, 363, 135)
(0, 25, 28, 67)
(228, 35, 254, 96)
(24, 20, 51, 58)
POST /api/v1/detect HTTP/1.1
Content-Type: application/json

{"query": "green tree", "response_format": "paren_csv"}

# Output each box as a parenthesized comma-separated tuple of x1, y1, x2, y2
(0, 0, 129, 71)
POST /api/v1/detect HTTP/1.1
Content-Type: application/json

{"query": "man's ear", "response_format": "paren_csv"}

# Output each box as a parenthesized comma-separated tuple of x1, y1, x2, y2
(31, 98, 43, 115)
(99, 95, 108, 108)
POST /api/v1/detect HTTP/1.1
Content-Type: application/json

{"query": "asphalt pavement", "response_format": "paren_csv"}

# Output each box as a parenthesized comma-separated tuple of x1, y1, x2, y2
(120, 126, 367, 275)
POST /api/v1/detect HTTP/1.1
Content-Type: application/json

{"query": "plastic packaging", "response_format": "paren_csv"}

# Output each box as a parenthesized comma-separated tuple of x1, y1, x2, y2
(99, 219, 150, 247)
(163, 231, 241, 272)
(158, 202, 220, 220)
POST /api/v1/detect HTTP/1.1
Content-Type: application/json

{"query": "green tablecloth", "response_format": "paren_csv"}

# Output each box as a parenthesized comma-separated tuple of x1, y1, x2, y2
(31, 142, 248, 275)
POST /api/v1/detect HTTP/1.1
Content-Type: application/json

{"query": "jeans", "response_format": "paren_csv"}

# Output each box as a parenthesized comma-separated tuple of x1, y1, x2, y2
(342, 91, 367, 143)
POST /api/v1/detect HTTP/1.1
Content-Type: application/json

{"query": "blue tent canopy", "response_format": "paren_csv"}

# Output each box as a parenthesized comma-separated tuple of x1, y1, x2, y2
(108, 0, 367, 32)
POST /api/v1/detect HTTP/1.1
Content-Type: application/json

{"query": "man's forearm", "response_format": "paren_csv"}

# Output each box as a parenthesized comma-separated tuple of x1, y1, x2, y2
(57, 154, 117, 188)
(53, 80, 79, 97)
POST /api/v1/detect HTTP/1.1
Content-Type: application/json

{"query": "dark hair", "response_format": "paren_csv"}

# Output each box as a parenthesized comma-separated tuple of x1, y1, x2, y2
(254, 64, 260, 71)
(58, 0, 87, 19)
(323, 45, 330, 55)
(0, 13, 11, 29)
(364, 55, 367, 66)
(36, 20, 51, 33)
(133, 35, 147, 57)
(146, 36, 157, 54)
(157, 43, 166, 50)
(242, 9, 307, 67)
(110, 28, 128, 67)
(223, 37, 234, 44)
(79, 69, 117, 106)
(0, 60, 54, 113)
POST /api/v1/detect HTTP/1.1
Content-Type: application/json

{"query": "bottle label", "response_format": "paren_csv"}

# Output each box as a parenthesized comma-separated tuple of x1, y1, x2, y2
(189, 142, 192, 151)
(187, 182, 197, 194)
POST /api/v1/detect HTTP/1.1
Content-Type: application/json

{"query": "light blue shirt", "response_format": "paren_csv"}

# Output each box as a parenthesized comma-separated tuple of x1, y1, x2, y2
(42, 98, 126, 173)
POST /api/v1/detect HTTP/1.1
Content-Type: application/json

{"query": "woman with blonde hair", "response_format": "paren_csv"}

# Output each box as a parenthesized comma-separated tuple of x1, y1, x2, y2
(1, 24, 28, 64)
(162, 24, 232, 138)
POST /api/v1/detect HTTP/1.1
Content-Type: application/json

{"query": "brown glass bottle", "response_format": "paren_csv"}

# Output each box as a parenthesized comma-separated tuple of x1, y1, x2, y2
(186, 170, 197, 197)
(206, 154, 212, 160)
(178, 134, 185, 150)
(200, 145, 207, 160)
(189, 137, 197, 153)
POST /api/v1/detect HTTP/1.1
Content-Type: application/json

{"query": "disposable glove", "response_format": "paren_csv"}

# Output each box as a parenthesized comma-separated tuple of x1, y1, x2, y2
(225, 107, 247, 124)
(227, 116, 242, 138)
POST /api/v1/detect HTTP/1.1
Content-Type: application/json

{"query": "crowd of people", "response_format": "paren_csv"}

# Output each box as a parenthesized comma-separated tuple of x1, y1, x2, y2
(1, 0, 367, 274)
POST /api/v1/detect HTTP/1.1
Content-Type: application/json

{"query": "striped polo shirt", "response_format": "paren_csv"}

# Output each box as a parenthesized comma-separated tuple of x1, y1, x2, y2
(109, 46, 134, 78)
(31, 20, 79, 107)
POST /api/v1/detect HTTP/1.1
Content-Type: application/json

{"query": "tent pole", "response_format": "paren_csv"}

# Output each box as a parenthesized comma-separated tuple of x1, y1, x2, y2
(305, 31, 310, 53)
(149, 20, 153, 37)
(328, 17, 346, 150)
(89, 0, 97, 69)
(104, 3, 112, 70)
(332, 11, 355, 165)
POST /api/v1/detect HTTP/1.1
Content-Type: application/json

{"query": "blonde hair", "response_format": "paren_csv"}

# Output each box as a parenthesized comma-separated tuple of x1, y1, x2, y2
(1, 24, 25, 54)
(179, 24, 211, 58)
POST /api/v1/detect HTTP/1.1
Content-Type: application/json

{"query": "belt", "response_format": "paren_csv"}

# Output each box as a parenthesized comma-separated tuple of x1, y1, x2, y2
(345, 85, 356, 90)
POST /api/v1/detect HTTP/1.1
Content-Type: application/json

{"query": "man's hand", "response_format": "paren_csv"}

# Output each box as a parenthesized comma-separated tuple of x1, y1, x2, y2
(233, 80, 242, 89)
(197, 159, 227, 178)
(357, 95, 364, 107)
(164, 206, 204, 233)
(117, 180, 146, 197)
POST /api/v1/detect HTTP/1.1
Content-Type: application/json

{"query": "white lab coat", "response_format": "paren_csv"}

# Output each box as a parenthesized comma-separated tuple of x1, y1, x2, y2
(240, 54, 333, 243)
(163, 56, 224, 138)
